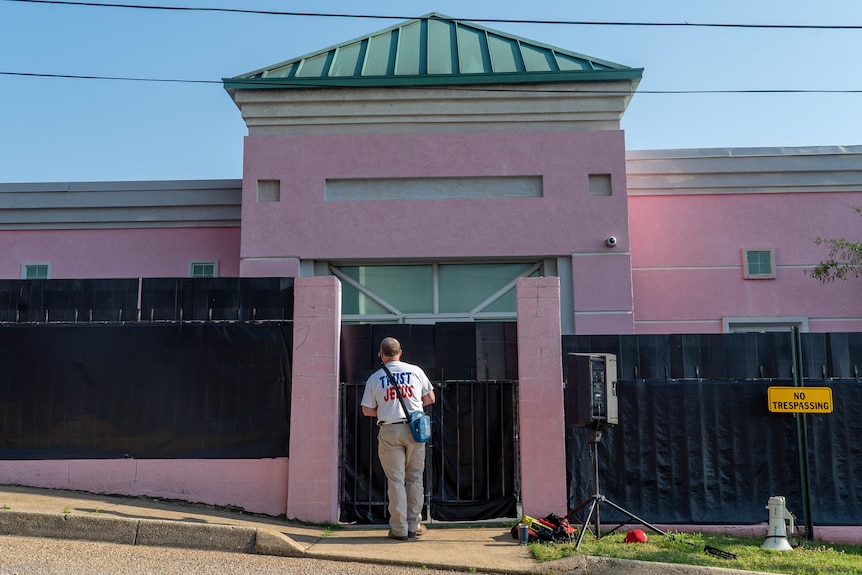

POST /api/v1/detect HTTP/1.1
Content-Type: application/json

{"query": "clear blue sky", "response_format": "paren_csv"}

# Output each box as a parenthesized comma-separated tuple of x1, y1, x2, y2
(2, 0, 861, 183)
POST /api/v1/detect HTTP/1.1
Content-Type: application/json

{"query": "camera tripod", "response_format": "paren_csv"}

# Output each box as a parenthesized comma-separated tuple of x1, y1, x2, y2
(568, 425, 667, 549)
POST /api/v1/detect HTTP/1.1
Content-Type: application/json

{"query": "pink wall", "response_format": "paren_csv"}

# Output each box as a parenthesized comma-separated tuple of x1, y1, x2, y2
(0, 459, 288, 515)
(629, 192, 862, 332)
(240, 131, 630, 261)
(0, 227, 241, 279)
(240, 257, 300, 278)
(516, 277, 567, 516)
(571, 253, 635, 334)
(285, 276, 342, 522)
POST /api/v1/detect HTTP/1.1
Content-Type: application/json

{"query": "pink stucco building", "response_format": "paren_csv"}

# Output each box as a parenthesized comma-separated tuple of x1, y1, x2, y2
(627, 147, 862, 334)
(0, 14, 859, 527)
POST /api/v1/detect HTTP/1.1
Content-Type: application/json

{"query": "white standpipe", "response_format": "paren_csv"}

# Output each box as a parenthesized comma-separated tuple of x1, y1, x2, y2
(762, 496, 795, 551)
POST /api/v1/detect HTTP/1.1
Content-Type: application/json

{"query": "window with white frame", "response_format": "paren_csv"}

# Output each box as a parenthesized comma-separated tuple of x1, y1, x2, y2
(189, 261, 218, 278)
(743, 248, 775, 279)
(22, 263, 51, 279)
(330, 262, 542, 323)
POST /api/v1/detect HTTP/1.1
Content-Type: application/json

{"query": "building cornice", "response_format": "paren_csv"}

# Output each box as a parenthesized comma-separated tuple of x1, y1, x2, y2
(0, 179, 242, 229)
(626, 145, 862, 196)
(232, 82, 639, 136)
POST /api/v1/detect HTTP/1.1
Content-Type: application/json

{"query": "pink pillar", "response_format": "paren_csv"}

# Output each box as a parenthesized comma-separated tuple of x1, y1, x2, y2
(516, 277, 567, 516)
(286, 276, 342, 522)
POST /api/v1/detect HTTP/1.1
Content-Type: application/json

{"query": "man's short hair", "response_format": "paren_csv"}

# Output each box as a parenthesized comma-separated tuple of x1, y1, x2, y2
(380, 337, 402, 358)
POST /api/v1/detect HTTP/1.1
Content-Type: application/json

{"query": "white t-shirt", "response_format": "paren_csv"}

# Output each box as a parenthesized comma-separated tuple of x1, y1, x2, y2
(361, 360, 434, 424)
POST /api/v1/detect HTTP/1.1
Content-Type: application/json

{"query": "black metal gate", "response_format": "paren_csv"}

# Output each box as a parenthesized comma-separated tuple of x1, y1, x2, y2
(338, 322, 520, 524)
(339, 378, 519, 524)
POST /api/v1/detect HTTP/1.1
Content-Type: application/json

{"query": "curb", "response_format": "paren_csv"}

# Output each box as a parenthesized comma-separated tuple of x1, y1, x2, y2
(0, 510, 783, 575)
(582, 556, 782, 575)
(0, 510, 303, 557)
(0, 511, 138, 545)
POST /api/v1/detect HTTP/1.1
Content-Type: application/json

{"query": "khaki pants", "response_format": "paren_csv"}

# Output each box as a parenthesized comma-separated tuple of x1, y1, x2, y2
(377, 423, 425, 537)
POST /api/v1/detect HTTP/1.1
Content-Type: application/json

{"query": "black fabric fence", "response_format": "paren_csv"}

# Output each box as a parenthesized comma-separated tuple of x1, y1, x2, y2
(563, 332, 862, 381)
(0, 279, 139, 323)
(0, 277, 294, 323)
(0, 323, 292, 459)
(564, 333, 862, 526)
(566, 379, 862, 525)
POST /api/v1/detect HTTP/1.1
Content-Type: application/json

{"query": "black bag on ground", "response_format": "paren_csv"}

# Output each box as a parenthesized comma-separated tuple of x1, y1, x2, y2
(510, 514, 576, 543)
(540, 513, 577, 542)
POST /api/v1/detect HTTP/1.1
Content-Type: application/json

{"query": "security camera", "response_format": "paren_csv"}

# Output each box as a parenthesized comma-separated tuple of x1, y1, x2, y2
(606, 236, 617, 248)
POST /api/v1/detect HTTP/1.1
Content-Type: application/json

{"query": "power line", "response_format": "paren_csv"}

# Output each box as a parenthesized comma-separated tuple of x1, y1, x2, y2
(2, 71, 861, 95)
(1, 71, 218, 83)
(6, 0, 862, 30)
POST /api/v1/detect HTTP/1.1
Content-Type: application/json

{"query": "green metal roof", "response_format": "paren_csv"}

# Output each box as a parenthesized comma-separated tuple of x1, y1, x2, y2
(224, 13, 642, 90)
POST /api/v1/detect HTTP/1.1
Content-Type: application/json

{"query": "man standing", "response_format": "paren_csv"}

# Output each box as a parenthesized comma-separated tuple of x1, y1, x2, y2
(361, 337, 435, 541)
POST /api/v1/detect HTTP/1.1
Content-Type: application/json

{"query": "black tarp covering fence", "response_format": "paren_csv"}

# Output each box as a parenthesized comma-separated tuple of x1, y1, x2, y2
(0, 277, 294, 323)
(140, 277, 293, 321)
(0, 279, 139, 323)
(564, 332, 862, 526)
(563, 332, 862, 381)
(338, 322, 518, 383)
(339, 323, 519, 524)
(0, 323, 292, 459)
(567, 380, 862, 525)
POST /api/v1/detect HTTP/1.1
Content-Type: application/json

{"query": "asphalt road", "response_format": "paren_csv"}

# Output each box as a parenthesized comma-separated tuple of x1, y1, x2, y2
(0, 536, 466, 575)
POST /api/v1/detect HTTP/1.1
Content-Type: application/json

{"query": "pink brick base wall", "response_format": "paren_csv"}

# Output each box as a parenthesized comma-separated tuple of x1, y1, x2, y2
(0, 459, 288, 515)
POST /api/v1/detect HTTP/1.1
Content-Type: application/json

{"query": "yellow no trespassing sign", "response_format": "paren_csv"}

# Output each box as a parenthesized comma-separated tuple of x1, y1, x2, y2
(767, 386, 833, 413)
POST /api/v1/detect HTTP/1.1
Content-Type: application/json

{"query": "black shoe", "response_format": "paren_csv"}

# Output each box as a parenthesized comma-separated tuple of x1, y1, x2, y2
(388, 530, 408, 541)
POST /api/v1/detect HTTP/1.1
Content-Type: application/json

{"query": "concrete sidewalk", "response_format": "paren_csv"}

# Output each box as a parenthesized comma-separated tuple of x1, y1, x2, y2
(0, 485, 779, 575)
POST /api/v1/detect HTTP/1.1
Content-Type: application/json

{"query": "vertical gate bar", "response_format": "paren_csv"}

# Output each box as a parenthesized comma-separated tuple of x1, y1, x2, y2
(456, 381, 462, 503)
(354, 382, 364, 519)
(496, 382, 504, 499)
(423, 381, 434, 521)
(513, 380, 522, 517)
(506, 381, 512, 500)
(437, 381, 446, 511)
(498, 381, 505, 500)
(338, 381, 347, 521)
(424, 425, 431, 522)
(439, 381, 448, 504)
(453, 381, 458, 505)
(364, 382, 376, 520)
(352, 382, 359, 519)
(485, 381, 492, 500)
(471, 380, 477, 501)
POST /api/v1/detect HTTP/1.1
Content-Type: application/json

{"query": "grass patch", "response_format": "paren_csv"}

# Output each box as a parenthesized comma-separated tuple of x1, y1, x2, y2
(530, 530, 862, 575)
(288, 518, 344, 536)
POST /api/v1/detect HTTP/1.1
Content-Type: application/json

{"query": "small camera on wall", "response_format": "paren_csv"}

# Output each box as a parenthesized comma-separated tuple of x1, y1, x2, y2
(606, 236, 617, 248)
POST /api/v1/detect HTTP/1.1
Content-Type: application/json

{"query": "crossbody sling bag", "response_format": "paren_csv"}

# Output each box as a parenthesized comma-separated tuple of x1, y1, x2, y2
(382, 364, 432, 443)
